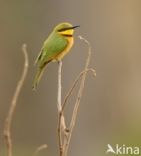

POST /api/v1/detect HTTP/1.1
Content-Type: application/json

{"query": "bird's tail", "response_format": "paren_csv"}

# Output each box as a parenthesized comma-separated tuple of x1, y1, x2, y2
(32, 66, 46, 90)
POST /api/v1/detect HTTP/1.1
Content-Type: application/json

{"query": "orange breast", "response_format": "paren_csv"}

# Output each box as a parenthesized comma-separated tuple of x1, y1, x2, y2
(55, 37, 74, 61)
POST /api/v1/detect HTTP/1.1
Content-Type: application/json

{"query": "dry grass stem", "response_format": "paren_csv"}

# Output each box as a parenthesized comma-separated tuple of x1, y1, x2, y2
(3, 44, 29, 156)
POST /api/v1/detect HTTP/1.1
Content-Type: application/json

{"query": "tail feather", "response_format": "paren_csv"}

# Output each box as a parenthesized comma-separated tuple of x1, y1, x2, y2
(32, 66, 46, 90)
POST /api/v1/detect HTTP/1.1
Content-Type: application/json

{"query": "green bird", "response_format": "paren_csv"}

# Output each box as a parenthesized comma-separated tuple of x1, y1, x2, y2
(32, 22, 79, 90)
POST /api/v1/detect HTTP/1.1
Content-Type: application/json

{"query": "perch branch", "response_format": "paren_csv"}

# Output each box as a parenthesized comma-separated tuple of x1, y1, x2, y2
(57, 61, 66, 156)
(3, 44, 29, 156)
(57, 61, 62, 112)
(63, 36, 92, 155)
(57, 61, 63, 156)
(57, 36, 95, 156)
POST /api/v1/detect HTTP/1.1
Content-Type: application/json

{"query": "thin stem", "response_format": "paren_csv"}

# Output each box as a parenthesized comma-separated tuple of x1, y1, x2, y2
(3, 44, 29, 156)
(62, 68, 96, 112)
(57, 61, 63, 156)
(33, 144, 48, 156)
(64, 36, 92, 155)
(57, 61, 62, 112)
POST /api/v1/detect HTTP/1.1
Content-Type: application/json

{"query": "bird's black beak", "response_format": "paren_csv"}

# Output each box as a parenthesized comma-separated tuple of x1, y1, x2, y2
(71, 25, 80, 29)
(58, 25, 80, 32)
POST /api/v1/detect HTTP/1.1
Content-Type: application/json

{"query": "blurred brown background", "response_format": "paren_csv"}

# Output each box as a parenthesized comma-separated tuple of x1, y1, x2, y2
(0, 0, 141, 156)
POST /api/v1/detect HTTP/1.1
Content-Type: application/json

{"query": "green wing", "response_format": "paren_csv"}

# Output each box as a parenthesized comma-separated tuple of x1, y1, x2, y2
(35, 32, 68, 68)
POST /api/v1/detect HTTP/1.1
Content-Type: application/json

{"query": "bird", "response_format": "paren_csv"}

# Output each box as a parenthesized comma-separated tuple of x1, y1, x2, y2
(32, 22, 80, 90)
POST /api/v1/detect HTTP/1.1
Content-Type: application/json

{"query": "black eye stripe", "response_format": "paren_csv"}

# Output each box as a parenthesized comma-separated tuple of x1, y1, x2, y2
(58, 27, 73, 32)
(58, 25, 80, 32)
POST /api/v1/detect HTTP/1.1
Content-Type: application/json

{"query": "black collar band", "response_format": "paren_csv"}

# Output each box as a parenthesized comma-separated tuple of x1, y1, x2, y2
(62, 34, 73, 37)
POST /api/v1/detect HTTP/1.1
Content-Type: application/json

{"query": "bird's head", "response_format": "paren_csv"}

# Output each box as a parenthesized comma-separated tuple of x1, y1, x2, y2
(54, 22, 80, 37)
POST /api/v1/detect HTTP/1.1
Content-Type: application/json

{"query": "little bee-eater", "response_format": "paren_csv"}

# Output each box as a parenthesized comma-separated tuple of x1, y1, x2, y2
(32, 22, 79, 89)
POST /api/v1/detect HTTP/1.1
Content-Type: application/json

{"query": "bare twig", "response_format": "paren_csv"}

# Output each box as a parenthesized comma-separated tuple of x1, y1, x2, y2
(57, 36, 95, 156)
(3, 44, 29, 156)
(33, 144, 48, 156)
(63, 36, 93, 155)
(57, 61, 67, 156)
(57, 61, 63, 156)
(57, 61, 62, 112)
(62, 68, 96, 112)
